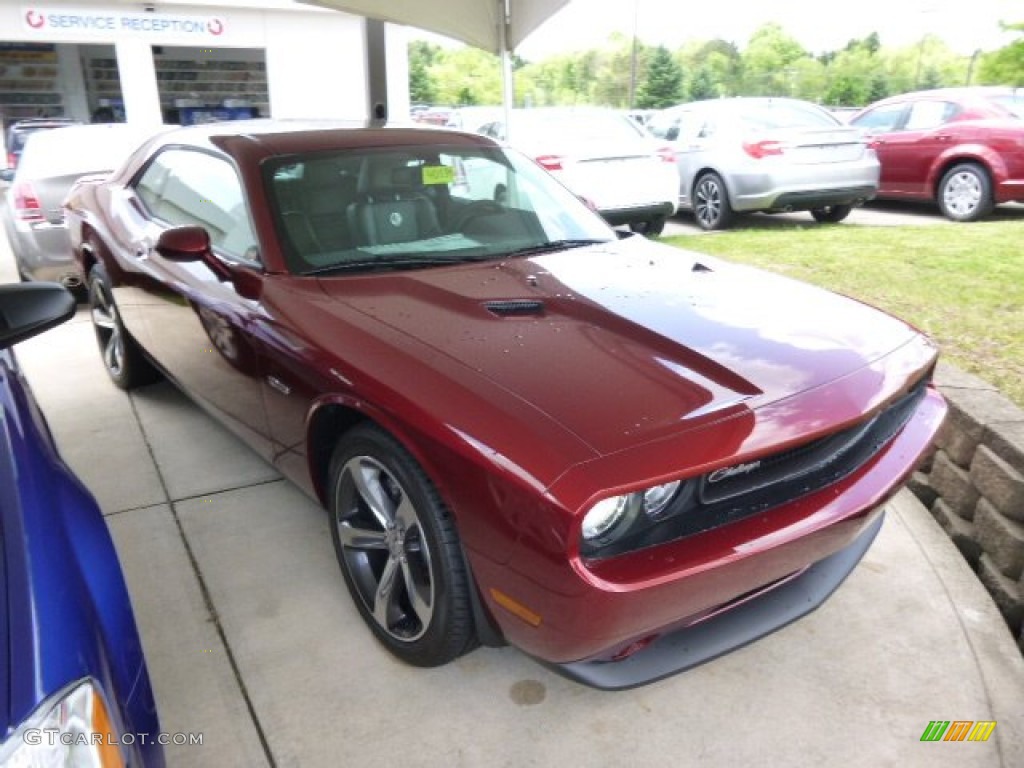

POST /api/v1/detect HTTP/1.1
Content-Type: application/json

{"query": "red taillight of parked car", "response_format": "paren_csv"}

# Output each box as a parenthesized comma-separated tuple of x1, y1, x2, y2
(535, 155, 564, 172)
(7, 152, 16, 168)
(742, 140, 785, 159)
(656, 146, 676, 163)
(13, 182, 45, 222)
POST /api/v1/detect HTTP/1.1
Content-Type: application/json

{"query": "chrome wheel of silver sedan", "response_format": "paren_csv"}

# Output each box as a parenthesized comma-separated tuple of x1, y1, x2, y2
(329, 424, 476, 666)
(938, 162, 994, 222)
(693, 172, 734, 231)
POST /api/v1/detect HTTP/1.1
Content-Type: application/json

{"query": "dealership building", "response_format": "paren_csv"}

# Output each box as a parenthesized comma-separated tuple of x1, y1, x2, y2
(0, 0, 410, 127)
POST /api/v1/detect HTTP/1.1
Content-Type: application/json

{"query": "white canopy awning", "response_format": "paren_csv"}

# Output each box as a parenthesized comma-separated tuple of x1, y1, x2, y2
(300, 0, 571, 54)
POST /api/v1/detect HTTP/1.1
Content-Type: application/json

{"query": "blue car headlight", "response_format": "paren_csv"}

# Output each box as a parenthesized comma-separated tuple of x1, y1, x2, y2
(0, 679, 125, 767)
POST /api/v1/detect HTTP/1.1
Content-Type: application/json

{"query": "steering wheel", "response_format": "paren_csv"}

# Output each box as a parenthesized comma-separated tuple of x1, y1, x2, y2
(451, 200, 505, 231)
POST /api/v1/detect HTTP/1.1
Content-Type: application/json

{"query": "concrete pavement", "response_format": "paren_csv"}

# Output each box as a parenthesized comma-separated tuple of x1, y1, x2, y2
(3, 228, 1023, 767)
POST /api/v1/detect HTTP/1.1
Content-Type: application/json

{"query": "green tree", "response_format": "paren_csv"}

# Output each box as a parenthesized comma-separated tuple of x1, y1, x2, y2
(979, 22, 1024, 86)
(688, 66, 717, 100)
(433, 48, 504, 105)
(408, 40, 441, 104)
(636, 45, 684, 108)
(741, 23, 809, 95)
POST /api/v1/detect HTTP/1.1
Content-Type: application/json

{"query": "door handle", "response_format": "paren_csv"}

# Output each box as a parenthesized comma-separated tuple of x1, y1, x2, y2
(134, 243, 151, 259)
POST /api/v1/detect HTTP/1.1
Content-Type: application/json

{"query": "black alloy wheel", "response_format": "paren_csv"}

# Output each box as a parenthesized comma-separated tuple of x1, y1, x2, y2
(328, 424, 477, 667)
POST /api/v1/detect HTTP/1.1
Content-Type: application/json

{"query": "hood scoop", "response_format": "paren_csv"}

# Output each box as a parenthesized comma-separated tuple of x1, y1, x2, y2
(485, 299, 546, 317)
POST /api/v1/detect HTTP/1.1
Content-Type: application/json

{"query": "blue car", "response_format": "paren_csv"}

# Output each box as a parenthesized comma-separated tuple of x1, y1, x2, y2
(0, 283, 164, 767)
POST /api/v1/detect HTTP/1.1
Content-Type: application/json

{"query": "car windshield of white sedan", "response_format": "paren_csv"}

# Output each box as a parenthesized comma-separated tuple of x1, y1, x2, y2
(265, 145, 615, 275)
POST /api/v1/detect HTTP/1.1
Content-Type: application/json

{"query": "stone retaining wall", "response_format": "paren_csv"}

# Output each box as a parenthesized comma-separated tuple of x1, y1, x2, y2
(908, 363, 1024, 654)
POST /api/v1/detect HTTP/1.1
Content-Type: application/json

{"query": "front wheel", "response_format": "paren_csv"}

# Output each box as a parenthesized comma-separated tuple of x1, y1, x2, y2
(693, 173, 734, 231)
(810, 205, 852, 223)
(938, 163, 994, 222)
(328, 424, 476, 667)
(88, 263, 159, 390)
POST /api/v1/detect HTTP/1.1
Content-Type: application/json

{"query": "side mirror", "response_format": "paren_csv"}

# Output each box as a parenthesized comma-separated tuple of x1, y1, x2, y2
(0, 168, 15, 183)
(0, 283, 76, 349)
(154, 225, 261, 299)
(155, 225, 212, 262)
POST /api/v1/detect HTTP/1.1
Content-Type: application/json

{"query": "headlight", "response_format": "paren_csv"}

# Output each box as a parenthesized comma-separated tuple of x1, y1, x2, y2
(643, 480, 682, 520)
(581, 495, 640, 542)
(0, 679, 125, 768)
(582, 480, 687, 548)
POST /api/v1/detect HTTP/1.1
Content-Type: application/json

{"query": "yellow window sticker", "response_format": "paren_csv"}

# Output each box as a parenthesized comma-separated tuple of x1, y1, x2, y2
(422, 165, 455, 185)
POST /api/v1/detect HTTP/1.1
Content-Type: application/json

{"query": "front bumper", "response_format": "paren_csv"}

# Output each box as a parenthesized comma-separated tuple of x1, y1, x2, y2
(546, 510, 883, 690)
(472, 379, 945, 684)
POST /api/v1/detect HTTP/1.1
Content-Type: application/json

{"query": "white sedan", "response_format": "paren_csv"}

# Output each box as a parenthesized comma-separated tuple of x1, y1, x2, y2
(478, 107, 679, 235)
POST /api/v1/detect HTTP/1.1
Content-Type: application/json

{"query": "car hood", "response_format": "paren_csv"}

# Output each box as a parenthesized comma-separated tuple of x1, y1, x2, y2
(316, 236, 920, 457)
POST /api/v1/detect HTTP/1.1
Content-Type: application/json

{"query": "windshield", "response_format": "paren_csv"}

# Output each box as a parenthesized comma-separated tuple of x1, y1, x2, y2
(265, 144, 615, 275)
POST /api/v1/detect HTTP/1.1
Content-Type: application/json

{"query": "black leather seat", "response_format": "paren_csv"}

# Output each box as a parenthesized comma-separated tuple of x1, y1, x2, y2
(282, 161, 357, 256)
(347, 161, 442, 246)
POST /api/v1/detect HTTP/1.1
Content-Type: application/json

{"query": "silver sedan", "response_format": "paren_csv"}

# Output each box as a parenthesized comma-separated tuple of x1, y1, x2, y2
(648, 98, 880, 230)
(1, 123, 157, 290)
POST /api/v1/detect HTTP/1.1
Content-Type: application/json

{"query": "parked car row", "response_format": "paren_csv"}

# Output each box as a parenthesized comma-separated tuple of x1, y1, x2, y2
(642, 86, 1023, 229)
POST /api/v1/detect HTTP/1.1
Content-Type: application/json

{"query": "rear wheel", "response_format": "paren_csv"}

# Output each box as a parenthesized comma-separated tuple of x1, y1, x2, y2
(629, 217, 667, 237)
(693, 173, 734, 230)
(328, 424, 476, 667)
(938, 163, 994, 222)
(810, 205, 852, 223)
(88, 263, 159, 390)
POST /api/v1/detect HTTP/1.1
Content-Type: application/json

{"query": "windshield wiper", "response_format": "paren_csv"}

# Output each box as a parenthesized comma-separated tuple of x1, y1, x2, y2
(303, 253, 495, 276)
(501, 239, 611, 259)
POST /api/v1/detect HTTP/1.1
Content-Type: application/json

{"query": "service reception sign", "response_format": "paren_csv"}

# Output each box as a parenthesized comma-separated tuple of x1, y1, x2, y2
(17, 6, 254, 43)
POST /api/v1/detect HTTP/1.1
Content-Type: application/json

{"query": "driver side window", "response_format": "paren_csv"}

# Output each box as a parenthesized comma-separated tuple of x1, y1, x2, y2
(134, 149, 260, 263)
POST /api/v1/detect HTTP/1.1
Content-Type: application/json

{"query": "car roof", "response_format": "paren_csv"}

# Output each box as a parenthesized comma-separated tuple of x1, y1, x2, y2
(115, 119, 501, 178)
(157, 119, 496, 154)
(869, 86, 1022, 105)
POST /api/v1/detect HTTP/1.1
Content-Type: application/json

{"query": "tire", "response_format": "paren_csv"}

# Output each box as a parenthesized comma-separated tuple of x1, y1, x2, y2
(810, 204, 852, 224)
(328, 424, 476, 667)
(937, 163, 994, 222)
(693, 173, 734, 231)
(629, 217, 667, 237)
(87, 263, 159, 390)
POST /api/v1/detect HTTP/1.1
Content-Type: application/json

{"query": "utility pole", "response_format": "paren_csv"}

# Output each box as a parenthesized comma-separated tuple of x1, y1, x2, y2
(628, 0, 639, 109)
(966, 49, 982, 85)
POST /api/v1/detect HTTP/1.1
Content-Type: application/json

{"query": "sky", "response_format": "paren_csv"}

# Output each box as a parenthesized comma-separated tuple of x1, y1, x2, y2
(501, 0, 1021, 59)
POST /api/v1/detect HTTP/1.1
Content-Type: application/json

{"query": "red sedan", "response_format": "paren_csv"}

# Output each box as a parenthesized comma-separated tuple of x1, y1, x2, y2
(851, 87, 1024, 221)
(65, 122, 945, 688)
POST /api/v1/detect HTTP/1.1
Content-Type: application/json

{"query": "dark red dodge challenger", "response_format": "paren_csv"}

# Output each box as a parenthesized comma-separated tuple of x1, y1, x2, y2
(65, 121, 945, 689)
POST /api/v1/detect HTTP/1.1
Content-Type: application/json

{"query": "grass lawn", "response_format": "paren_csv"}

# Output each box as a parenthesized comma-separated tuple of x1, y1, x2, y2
(662, 220, 1024, 407)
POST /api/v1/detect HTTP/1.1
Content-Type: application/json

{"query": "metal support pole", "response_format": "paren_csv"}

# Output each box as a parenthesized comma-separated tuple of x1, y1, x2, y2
(499, 0, 514, 137)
